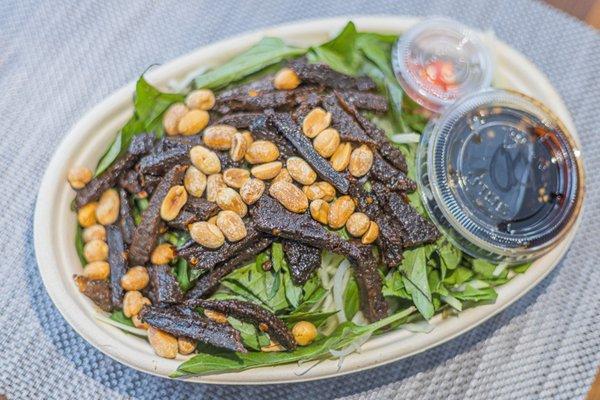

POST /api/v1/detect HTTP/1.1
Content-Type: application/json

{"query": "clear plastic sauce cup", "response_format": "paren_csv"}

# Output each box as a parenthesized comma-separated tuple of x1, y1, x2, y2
(416, 89, 584, 264)
(393, 17, 493, 112)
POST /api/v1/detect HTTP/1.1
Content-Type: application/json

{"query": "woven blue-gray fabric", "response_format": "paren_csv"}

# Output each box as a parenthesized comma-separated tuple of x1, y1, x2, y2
(1, 0, 599, 398)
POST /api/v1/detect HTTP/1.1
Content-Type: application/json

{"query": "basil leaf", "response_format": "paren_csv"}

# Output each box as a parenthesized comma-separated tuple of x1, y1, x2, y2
(95, 76, 184, 176)
(175, 258, 191, 292)
(452, 284, 498, 303)
(271, 242, 284, 272)
(343, 275, 360, 320)
(227, 316, 270, 351)
(443, 266, 474, 287)
(109, 310, 134, 327)
(194, 37, 305, 90)
(401, 247, 434, 319)
(309, 22, 362, 75)
(281, 311, 337, 328)
(75, 224, 86, 267)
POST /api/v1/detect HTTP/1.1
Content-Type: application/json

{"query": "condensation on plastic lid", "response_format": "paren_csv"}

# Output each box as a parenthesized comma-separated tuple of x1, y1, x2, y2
(393, 17, 493, 112)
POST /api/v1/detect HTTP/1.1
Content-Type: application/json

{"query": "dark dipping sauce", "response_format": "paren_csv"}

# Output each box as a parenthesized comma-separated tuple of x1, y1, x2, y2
(422, 90, 584, 262)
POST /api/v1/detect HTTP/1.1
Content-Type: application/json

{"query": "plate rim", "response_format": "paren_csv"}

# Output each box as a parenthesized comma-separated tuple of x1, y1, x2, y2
(33, 15, 582, 385)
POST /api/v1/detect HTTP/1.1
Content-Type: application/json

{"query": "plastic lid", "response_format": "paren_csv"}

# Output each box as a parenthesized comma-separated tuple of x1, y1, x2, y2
(393, 17, 493, 112)
(417, 89, 584, 263)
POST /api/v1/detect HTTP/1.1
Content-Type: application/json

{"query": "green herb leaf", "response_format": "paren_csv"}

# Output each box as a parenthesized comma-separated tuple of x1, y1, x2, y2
(281, 310, 338, 328)
(401, 247, 434, 319)
(95, 77, 185, 175)
(175, 258, 191, 292)
(75, 224, 86, 267)
(227, 316, 270, 351)
(309, 22, 363, 75)
(194, 37, 305, 90)
(109, 310, 134, 327)
(271, 242, 284, 272)
(343, 275, 360, 320)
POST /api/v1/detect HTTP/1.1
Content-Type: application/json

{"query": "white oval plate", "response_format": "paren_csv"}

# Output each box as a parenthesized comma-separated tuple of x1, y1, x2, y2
(34, 16, 582, 384)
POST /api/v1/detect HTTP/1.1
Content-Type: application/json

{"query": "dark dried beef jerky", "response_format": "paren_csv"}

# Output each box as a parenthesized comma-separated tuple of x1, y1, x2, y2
(190, 299, 296, 350)
(138, 146, 190, 176)
(339, 90, 388, 113)
(166, 197, 219, 231)
(348, 246, 388, 322)
(282, 240, 321, 285)
(148, 264, 183, 304)
(140, 306, 246, 352)
(249, 114, 297, 158)
(140, 174, 161, 195)
(289, 59, 376, 91)
(106, 225, 127, 308)
(322, 94, 377, 145)
(118, 189, 136, 244)
(215, 91, 292, 114)
(268, 112, 349, 193)
(185, 237, 273, 300)
(74, 275, 113, 312)
(217, 112, 262, 129)
(74, 133, 154, 208)
(128, 165, 187, 266)
(370, 154, 416, 193)
(118, 169, 142, 194)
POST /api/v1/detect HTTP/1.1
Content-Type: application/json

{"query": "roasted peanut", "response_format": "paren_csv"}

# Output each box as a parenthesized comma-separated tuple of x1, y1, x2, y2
(82, 224, 106, 243)
(185, 89, 215, 111)
(189, 221, 225, 249)
(96, 189, 120, 225)
(223, 168, 250, 189)
(202, 124, 235, 150)
(315, 181, 336, 202)
(120, 266, 150, 291)
(216, 210, 247, 242)
(229, 132, 248, 161)
(160, 185, 188, 221)
(216, 187, 247, 217)
(208, 215, 218, 225)
(261, 341, 286, 352)
(250, 161, 283, 180)
(302, 107, 331, 138)
(242, 130, 254, 147)
(272, 168, 293, 184)
(83, 239, 108, 262)
(313, 128, 340, 158)
(346, 212, 370, 237)
(204, 309, 228, 324)
(361, 221, 379, 244)
(123, 290, 149, 317)
(177, 337, 197, 355)
(330, 142, 352, 171)
(163, 103, 189, 136)
(78, 202, 98, 228)
(132, 314, 149, 330)
(310, 199, 329, 224)
(151, 243, 176, 265)
(206, 173, 226, 202)
(328, 195, 356, 229)
(190, 145, 221, 175)
(304, 181, 336, 201)
(273, 67, 301, 90)
(67, 166, 93, 189)
(148, 327, 178, 359)
(245, 140, 280, 164)
(269, 181, 308, 213)
(178, 109, 209, 136)
(239, 178, 265, 205)
(286, 156, 317, 185)
(292, 321, 317, 346)
(83, 261, 110, 280)
(184, 166, 207, 197)
(349, 145, 374, 177)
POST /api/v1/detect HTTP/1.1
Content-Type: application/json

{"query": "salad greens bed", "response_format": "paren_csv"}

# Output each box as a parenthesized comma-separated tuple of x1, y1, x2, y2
(77, 22, 530, 377)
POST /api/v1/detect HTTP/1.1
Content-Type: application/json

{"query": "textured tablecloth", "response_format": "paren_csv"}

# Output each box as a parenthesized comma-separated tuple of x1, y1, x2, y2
(1, 0, 599, 398)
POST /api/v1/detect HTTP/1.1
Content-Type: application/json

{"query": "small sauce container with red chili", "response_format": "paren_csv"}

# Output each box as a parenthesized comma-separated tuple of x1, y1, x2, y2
(393, 17, 493, 112)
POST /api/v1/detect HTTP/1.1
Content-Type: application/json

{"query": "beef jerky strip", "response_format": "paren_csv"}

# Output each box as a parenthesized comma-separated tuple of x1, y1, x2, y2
(140, 305, 246, 353)
(178, 223, 263, 271)
(118, 189, 136, 244)
(215, 91, 292, 114)
(217, 75, 275, 100)
(190, 299, 296, 350)
(289, 59, 377, 91)
(216, 112, 262, 129)
(374, 183, 439, 247)
(166, 197, 220, 231)
(128, 165, 187, 266)
(185, 237, 274, 300)
(349, 181, 405, 267)
(339, 90, 388, 113)
(249, 114, 297, 159)
(336, 93, 408, 172)
(75, 133, 154, 208)
(282, 240, 321, 285)
(106, 224, 127, 308)
(147, 264, 183, 304)
(349, 246, 388, 322)
(73, 275, 113, 312)
(252, 196, 387, 321)
(370, 153, 416, 193)
(268, 112, 349, 193)
(322, 94, 377, 145)
(118, 169, 142, 194)
(138, 146, 190, 176)
(140, 174, 161, 195)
